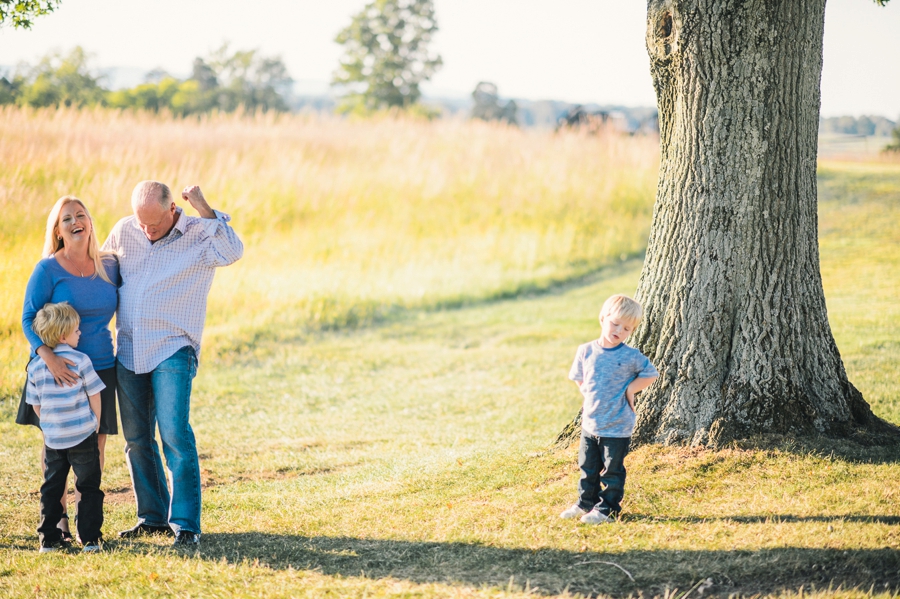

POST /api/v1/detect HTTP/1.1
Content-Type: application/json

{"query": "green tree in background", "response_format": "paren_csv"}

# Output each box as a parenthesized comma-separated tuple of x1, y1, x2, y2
(106, 77, 186, 113)
(13, 47, 105, 108)
(206, 44, 293, 112)
(0, 0, 59, 29)
(106, 46, 292, 115)
(332, 0, 442, 113)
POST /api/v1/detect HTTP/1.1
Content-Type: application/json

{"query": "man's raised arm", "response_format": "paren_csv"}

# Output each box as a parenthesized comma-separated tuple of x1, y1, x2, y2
(183, 185, 244, 267)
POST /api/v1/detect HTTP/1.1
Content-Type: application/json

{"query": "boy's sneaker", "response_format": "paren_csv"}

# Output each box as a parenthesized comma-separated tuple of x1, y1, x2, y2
(39, 538, 71, 553)
(82, 542, 102, 553)
(560, 504, 588, 519)
(580, 509, 611, 524)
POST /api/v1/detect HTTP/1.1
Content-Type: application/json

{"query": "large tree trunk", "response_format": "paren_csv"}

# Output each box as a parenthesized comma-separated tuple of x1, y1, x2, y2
(625, 0, 894, 447)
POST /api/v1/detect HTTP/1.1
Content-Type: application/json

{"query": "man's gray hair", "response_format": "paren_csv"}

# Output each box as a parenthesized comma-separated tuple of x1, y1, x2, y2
(131, 180, 173, 211)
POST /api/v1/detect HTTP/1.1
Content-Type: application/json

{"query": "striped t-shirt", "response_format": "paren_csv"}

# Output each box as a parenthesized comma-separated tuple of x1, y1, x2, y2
(25, 344, 105, 449)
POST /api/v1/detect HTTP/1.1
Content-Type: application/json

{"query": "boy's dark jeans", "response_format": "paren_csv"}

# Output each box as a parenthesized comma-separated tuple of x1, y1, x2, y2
(577, 433, 630, 517)
(38, 433, 104, 545)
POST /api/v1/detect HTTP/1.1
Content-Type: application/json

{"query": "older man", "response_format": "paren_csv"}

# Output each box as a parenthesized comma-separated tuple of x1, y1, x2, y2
(103, 181, 243, 546)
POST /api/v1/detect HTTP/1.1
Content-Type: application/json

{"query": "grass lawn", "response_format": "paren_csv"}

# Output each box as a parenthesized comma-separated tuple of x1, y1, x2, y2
(0, 129, 898, 596)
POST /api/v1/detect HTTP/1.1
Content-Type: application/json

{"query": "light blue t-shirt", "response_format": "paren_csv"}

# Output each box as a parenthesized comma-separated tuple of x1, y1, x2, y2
(569, 340, 658, 438)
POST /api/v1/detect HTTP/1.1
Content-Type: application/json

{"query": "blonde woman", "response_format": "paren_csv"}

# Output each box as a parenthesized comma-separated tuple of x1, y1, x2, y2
(18, 196, 119, 542)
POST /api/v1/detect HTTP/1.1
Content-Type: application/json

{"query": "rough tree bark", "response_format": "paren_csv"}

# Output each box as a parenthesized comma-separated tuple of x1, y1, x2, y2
(557, 0, 896, 449)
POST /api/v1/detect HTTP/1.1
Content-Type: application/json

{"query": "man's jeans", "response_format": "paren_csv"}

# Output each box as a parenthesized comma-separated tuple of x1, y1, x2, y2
(117, 346, 201, 534)
(577, 434, 630, 517)
(39, 433, 104, 545)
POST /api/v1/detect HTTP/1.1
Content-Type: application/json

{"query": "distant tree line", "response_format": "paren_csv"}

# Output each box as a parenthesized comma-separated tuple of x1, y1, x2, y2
(0, 45, 293, 115)
(820, 115, 896, 137)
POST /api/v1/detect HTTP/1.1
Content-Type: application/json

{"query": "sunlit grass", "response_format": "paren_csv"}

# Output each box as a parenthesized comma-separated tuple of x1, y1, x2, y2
(0, 108, 897, 598)
(1, 260, 897, 597)
(818, 159, 900, 424)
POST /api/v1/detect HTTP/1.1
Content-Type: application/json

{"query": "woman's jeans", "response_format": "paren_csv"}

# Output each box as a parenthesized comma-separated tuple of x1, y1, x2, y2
(117, 346, 201, 534)
(577, 433, 630, 517)
(39, 433, 104, 545)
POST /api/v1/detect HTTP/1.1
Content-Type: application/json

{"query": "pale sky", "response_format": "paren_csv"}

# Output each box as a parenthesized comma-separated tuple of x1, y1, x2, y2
(0, 0, 897, 118)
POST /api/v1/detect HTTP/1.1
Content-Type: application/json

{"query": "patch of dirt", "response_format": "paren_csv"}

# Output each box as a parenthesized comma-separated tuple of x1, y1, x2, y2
(201, 463, 353, 489)
(103, 486, 135, 505)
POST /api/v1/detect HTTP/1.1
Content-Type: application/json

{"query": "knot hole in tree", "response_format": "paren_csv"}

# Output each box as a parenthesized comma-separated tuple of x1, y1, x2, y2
(647, 8, 678, 60)
(657, 11, 675, 55)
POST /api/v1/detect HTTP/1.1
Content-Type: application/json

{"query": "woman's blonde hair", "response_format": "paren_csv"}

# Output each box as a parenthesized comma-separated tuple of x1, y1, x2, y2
(33, 301, 80, 349)
(43, 196, 114, 285)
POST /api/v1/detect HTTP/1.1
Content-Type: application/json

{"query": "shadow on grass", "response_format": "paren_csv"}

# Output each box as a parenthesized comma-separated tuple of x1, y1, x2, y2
(731, 435, 900, 465)
(625, 514, 900, 525)
(155, 533, 899, 597)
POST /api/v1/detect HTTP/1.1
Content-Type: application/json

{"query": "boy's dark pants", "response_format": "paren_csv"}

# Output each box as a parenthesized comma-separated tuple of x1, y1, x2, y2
(577, 433, 630, 517)
(38, 433, 104, 545)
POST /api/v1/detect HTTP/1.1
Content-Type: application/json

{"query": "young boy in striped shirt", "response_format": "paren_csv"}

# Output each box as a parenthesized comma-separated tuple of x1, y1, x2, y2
(26, 302, 105, 552)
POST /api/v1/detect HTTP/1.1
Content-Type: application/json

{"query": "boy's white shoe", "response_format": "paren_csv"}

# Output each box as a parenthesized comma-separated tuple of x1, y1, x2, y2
(580, 509, 611, 524)
(38, 538, 71, 553)
(82, 543, 101, 553)
(559, 504, 588, 519)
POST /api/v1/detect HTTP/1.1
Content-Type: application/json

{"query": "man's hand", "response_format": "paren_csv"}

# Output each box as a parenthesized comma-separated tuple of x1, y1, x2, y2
(182, 185, 216, 219)
(37, 346, 78, 387)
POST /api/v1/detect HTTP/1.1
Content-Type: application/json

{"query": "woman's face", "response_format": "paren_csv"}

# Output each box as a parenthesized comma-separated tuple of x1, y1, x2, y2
(56, 202, 93, 249)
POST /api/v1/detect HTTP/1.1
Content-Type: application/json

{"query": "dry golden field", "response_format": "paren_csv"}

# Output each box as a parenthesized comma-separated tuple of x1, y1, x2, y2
(0, 106, 659, 399)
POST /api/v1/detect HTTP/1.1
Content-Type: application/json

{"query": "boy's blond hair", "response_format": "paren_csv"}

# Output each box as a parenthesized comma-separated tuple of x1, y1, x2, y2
(32, 302, 80, 349)
(599, 294, 643, 326)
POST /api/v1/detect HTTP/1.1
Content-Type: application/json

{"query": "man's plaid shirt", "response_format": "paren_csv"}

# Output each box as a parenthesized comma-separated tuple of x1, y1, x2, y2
(103, 207, 243, 374)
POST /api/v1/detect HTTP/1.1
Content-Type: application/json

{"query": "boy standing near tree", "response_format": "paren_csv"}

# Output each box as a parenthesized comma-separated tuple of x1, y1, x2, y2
(560, 294, 658, 524)
(26, 301, 105, 552)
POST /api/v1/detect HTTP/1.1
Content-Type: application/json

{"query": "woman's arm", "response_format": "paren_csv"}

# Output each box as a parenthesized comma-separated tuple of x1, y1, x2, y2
(37, 346, 78, 386)
(22, 262, 52, 353)
(22, 262, 78, 386)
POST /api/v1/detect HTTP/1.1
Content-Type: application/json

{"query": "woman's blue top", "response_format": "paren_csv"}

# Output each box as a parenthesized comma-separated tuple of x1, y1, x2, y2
(22, 255, 120, 370)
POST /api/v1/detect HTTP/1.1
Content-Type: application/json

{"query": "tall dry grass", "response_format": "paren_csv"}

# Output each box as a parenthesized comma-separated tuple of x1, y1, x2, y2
(0, 106, 659, 399)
